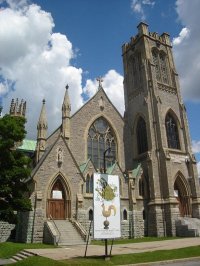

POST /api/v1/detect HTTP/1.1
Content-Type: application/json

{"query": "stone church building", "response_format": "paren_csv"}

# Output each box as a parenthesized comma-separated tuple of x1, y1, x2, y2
(14, 23, 200, 244)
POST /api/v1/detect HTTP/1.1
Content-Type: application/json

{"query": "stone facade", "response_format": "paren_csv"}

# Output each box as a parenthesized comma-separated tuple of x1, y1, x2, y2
(15, 23, 200, 243)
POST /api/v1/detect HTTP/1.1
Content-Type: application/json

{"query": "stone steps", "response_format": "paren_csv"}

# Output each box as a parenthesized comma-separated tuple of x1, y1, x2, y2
(10, 250, 35, 263)
(176, 217, 200, 237)
(53, 220, 85, 246)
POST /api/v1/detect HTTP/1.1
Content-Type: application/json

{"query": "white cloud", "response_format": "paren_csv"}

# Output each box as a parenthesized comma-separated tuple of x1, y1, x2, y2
(0, 1, 125, 140)
(0, 1, 83, 138)
(192, 140, 200, 154)
(197, 162, 200, 178)
(0, 83, 8, 96)
(83, 70, 124, 115)
(172, 27, 190, 45)
(173, 0, 200, 101)
(131, 0, 155, 20)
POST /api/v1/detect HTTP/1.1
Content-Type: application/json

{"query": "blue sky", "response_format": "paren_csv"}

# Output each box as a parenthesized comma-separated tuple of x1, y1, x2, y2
(0, 0, 200, 167)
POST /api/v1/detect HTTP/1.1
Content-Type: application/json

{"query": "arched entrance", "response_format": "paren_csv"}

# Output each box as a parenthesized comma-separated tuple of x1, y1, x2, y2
(47, 177, 71, 219)
(174, 175, 191, 217)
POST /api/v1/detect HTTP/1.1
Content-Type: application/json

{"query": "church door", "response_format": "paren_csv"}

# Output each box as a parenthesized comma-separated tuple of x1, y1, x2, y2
(48, 179, 70, 219)
(174, 177, 191, 217)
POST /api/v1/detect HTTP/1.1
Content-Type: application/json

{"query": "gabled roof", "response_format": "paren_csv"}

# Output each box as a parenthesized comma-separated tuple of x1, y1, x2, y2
(31, 134, 84, 180)
(79, 158, 97, 174)
(132, 161, 142, 178)
(71, 87, 123, 120)
(106, 161, 124, 176)
(45, 87, 123, 141)
(79, 158, 91, 173)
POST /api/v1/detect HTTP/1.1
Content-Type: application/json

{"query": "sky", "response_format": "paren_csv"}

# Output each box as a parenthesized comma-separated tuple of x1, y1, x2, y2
(0, 0, 200, 171)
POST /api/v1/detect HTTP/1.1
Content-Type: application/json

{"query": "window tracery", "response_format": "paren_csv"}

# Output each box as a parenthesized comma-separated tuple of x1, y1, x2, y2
(87, 117, 117, 169)
(152, 49, 169, 84)
(86, 174, 93, 193)
(165, 113, 180, 149)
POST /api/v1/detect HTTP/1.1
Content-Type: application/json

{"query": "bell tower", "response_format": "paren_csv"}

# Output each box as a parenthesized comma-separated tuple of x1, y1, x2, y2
(123, 22, 200, 236)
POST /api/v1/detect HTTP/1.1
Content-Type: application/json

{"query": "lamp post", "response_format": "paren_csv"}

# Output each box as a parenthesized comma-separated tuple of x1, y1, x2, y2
(103, 146, 112, 258)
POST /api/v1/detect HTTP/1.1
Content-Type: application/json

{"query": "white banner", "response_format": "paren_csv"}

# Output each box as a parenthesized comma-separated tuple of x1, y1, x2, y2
(93, 173, 121, 239)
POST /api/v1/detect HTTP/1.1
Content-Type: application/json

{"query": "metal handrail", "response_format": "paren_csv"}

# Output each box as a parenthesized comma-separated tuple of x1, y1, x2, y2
(70, 218, 87, 241)
(49, 215, 61, 245)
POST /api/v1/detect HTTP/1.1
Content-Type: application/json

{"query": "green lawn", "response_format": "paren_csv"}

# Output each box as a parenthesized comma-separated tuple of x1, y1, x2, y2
(10, 245, 200, 265)
(0, 242, 56, 258)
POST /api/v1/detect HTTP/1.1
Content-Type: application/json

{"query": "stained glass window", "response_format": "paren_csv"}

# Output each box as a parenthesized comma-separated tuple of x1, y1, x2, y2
(136, 117, 148, 154)
(152, 50, 169, 84)
(152, 50, 161, 81)
(165, 114, 180, 149)
(86, 174, 93, 193)
(87, 117, 117, 169)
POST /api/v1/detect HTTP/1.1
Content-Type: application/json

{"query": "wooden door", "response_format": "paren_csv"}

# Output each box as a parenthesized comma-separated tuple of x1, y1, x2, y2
(48, 199, 65, 219)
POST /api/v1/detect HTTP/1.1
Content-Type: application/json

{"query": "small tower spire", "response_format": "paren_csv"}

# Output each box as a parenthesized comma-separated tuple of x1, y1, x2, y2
(36, 99, 48, 162)
(62, 85, 71, 141)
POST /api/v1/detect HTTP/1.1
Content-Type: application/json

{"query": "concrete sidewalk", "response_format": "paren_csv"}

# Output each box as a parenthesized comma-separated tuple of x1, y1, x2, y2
(25, 237, 200, 260)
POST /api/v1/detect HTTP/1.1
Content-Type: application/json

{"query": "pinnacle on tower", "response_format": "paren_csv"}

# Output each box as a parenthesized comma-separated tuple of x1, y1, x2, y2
(62, 85, 71, 140)
(62, 84, 71, 114)
(37, 99, 48, 132)
(9, 98, 26, 117)
(36, 99, 48, 162)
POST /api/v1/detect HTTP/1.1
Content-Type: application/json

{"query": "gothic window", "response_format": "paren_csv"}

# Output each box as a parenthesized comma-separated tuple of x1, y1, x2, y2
(165, 113, 180, 149)
(152, 50, 161, 81)
(139, 178, 145, 197)
(89, 209, 93, 221)
(86, 174, 93, 193)
(136, 117, 148, 154)
(123, 209, 128, 220)
(160, 53, 169, 84)
(87, 117, 117, 169)
(152, 49, 169, 84)
(51, 179, 65, 199)
(132, 52, 142, 89)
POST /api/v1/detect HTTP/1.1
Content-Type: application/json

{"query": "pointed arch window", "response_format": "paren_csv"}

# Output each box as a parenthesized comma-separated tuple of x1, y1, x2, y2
(89, 209, 93, 221)
(86, 174, 93, 193)
(87, 117, 117, 169)
(152, 49, 169, 84)
(136, 117, 148, 154)
(165, 113, 180, 149)
(139, 178, 145, 197)
(123, 209, 128, 220)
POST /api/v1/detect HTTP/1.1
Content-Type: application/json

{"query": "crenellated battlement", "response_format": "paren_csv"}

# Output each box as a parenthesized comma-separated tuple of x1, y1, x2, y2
(122, 22, 171, 54)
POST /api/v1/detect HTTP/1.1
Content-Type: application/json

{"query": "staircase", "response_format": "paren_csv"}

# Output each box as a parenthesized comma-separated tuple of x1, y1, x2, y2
(176, 217, 200, 237)
(52, 220, 86, 246)
(10, 250, 35, 263)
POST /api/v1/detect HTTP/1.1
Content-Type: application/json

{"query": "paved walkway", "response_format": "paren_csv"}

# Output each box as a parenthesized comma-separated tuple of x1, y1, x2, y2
(25, 237, 200, 260)
(1, 238, 200, 265)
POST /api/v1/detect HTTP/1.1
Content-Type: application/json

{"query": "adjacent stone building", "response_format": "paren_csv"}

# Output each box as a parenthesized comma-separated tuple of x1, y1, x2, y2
(15, 23, 200, 244)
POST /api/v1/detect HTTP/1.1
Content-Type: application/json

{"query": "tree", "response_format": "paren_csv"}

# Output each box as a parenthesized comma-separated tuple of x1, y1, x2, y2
(0, 114, 32, 224)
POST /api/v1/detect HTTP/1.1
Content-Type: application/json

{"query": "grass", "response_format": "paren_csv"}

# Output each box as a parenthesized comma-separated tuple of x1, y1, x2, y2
(11, 256, 65, 266)
(56, 245, 200, 265)
(1, 239, 200, 266)
(0, 242, 56, 258)
(91, 236, 179, 245)
(10, 245, 200, 265)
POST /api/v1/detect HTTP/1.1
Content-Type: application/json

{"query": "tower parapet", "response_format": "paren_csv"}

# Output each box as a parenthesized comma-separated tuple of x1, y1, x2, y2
(10, 98, 26, 117)
(122, 22, 171, 55)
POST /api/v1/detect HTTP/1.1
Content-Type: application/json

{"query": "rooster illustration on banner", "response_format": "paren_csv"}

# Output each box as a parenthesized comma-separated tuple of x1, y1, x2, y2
(95, 177, 117, 229)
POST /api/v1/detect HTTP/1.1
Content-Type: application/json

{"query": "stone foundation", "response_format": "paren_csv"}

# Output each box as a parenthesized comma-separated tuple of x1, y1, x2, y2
(0, 221, 15, 242)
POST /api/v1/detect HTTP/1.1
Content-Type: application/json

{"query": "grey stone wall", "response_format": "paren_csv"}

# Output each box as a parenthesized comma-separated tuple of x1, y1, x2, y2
(0, 221, 15, 242)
